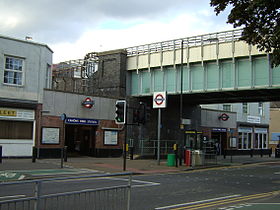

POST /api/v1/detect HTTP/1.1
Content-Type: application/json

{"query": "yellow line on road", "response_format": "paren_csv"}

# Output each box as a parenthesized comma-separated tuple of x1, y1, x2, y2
(172, 191, 280, 210)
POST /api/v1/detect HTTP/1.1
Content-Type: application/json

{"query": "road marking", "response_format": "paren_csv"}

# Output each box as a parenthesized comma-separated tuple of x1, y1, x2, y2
(172, 190, 280, 210)
(155, 195, 241, 209)
(105, 177, 161, 188)
(156, 191, 280, 210)
(0, 195, 26, 200)
(50, 176, 160, 188)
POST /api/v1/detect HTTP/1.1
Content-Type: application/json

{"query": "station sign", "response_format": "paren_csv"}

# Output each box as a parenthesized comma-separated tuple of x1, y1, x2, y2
(65, 117, 99, 125)
(153, 92, 167, 108)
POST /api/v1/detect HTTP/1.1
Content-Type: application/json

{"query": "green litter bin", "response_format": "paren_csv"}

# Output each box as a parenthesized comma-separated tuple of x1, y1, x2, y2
(167, 154, 176, 166)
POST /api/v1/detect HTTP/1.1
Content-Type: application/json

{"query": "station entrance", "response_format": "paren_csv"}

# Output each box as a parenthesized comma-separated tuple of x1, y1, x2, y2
(65, 124, 96, 156)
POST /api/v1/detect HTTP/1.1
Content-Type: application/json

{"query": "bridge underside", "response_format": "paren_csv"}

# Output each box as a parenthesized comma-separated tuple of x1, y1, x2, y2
(179, 88, 280, 104)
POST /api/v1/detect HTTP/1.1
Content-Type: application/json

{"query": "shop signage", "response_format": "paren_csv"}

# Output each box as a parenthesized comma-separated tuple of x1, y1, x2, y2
(0, 108, 34, 120)
(218, 113, 229, 121)
(0, 109, 16, 117)
(238, 127, 253, 133)
(65, 117, 99, 125)
(82, 97, 94, 109)
(254, 128, 267, 133)
(212, 128, 227, 132)
(247, 115, 261, 123)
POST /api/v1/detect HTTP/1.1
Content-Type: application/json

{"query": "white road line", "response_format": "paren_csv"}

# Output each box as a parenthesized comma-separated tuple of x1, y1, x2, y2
(51, 176, 161, 188)
(155, 194, 241, 210)
(104, 177, 161, 187)
(0, 195, 26, 200)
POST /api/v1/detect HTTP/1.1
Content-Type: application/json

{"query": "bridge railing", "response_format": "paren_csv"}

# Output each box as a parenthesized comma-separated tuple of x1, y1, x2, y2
(126, 29, 243, 56)
(0, 172, 132, 210)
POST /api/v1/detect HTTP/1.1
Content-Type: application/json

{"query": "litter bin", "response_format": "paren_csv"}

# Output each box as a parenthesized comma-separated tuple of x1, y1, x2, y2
(275, 148, 280, 158)
(192, 150, 203, 166)
(185, 150, 191, 166)
(167, 154, 176, 166)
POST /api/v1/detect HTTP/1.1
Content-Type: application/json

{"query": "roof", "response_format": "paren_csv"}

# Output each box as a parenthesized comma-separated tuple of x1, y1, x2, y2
(0, 34, 53, 53)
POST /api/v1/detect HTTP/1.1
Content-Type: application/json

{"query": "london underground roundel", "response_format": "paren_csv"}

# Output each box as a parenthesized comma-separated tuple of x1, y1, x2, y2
(82, 97, 94, 109)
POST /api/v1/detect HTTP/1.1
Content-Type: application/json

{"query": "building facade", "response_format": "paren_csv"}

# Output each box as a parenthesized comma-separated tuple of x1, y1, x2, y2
(201, 102, 270, 152)
(0, 35, 53, 157)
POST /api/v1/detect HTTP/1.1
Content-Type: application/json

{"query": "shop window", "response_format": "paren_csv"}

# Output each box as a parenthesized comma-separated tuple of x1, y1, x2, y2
(4, 56, 24, 86)
(238, 132, 242, 149)
(0, 120, 33, 139)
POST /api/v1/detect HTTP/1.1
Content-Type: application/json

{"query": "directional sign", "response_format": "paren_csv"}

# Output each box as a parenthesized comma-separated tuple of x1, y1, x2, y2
(153, 92, 167, 108)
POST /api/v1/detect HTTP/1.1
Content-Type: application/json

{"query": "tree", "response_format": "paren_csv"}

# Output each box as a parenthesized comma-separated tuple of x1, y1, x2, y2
(210, 0, 280, 67)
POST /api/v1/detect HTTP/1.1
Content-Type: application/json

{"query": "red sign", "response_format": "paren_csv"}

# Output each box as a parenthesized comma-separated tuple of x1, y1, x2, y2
(82, 97, 94, 109)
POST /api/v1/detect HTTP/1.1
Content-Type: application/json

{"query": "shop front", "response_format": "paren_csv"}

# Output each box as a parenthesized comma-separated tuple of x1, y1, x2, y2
(0, 107, 36, 157)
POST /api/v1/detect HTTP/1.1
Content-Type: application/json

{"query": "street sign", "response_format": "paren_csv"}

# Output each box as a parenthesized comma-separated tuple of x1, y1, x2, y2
(153, 92, 167, 108)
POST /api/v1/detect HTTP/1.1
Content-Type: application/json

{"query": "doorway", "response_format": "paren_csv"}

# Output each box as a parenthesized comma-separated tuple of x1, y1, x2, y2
(211, 132, 227, 155)
(65, 124, 96, 156)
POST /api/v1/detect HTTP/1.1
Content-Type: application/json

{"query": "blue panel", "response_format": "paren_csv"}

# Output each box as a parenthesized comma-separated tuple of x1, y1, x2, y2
(221, 61, 234, 88)
(183, 66, 189, 91)
(131, 71, 139, 95)
(253, 57, 269, 86)
(166, 67, 176, 92)
(191, 65, 204, 91)
(272, 65, 280, 85)
(206, 63, 219, 90)
(141, 70, 151, 94)
(154, 69, 164, 92)
(237, 59, 251, 87)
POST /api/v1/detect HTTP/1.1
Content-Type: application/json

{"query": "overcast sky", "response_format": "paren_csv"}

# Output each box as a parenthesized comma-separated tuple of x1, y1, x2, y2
(0, 0, 233, 63)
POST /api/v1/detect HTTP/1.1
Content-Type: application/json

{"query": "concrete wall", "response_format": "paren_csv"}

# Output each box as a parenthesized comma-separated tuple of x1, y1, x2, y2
(201, 102, 270, 125)
(201, 109, 236, 128)
(43, 90, 116, 120)
(127, 40, 264, 71)
(0, 35, 53, 103)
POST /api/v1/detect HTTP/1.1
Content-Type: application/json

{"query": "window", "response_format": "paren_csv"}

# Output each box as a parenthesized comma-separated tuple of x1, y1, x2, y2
(4, 56, 24, 85)
(0, 120, 33, 139)
(242, 102, 248, 114)
(223, 104, 231, 112)
(258, 102, 264, 116)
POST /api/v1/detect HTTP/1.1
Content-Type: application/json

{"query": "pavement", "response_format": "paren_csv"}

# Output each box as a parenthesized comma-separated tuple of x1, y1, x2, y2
(1, 154, 280, 181)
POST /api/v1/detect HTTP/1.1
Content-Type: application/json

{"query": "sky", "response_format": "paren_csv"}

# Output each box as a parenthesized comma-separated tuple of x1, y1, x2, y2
(0, 0, 233, 63)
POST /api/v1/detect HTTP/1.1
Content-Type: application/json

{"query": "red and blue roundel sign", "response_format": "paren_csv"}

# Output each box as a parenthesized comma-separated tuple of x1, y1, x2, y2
(82, 97, 94, 109)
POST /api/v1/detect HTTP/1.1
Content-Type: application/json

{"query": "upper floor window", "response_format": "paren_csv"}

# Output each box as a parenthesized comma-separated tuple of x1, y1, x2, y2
(258, 102, 264, 116)
(242, 102, 248, 114)
(4, 56, 24, 85)
(223, 104, 232, 112)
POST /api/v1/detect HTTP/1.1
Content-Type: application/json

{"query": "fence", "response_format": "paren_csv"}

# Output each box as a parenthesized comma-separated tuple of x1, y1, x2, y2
(136, 139, 177, 158)
(0, 172, 132, 210)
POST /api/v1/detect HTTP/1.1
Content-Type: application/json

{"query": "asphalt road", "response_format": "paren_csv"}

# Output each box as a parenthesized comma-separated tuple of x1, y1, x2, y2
(1, 162, 280, 210)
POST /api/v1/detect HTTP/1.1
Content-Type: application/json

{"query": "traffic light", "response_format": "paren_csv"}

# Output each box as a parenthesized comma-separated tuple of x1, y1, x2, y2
(133, 102, 146, 125)
(115, 100, 126, 124)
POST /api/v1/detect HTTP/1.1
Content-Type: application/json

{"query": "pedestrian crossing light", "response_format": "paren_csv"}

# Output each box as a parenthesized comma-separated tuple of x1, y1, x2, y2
(115, 100, 126, 124)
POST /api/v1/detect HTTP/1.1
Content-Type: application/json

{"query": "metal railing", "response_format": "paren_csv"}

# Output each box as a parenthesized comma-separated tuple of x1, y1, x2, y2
(126, 29, 243, 56)
(0, 172, 132, 210)
(137, 139, 177, 157)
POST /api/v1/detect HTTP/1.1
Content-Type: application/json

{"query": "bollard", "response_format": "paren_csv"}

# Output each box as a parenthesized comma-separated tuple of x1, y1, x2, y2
(129, 147, 134, 160)
(64, 146, 68, 162)
(32, 147, 36, 163)
(0, 145, 2, 164)
(61, 147, 64, 168)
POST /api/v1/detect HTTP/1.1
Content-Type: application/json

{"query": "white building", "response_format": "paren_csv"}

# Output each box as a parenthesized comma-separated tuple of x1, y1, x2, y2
(201, 102, 270, 150)
(0, 35, 53, 157)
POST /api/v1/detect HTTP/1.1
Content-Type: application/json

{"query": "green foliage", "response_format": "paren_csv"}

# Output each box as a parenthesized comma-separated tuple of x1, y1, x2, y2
(210, 0, 280, 67)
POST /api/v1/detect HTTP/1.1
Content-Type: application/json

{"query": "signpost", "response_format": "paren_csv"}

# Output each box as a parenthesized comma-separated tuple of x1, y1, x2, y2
(153, 92, 167, 165)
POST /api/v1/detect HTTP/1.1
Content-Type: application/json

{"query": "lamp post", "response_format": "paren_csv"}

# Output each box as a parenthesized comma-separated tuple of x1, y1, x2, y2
(179, 39, 184, 165)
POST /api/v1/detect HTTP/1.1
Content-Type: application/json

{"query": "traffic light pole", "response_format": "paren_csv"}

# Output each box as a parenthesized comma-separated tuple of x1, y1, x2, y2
(123, 123, 127, 171)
